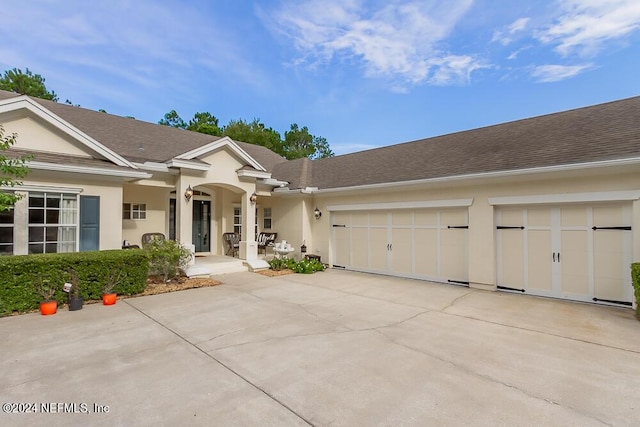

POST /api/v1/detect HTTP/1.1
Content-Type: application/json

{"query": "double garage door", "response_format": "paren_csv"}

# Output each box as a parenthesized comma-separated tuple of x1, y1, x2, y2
(332, 208, 468, 285)
(496, 203, 633, 306)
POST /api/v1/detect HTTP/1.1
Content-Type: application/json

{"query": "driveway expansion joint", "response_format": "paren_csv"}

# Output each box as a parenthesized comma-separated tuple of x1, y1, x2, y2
(123, 299, 315, 426)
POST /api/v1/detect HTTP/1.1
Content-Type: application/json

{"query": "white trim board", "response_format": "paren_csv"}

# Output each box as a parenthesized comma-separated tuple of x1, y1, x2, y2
(488, 191, 640, 206)
(14, 184, 84, 194)
(176, 136, 266, 172)
(327, 198, 474, 212)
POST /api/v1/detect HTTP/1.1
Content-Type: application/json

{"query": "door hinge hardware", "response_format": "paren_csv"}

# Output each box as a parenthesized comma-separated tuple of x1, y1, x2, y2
(592, 226, 632, 231)
(497, 226, 525, 230)
(497, 285, 525, 293)
(593, 297, 632, 306)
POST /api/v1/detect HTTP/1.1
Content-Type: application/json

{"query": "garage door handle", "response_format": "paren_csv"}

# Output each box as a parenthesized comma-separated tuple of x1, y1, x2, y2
(552, 252, 556, 262)
(558, 252, 560, 262)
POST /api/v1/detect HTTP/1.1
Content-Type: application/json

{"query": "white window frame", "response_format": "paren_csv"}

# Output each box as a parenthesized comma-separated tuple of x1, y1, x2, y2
(233, 205, 242, 238)
(0, 206, 14, 255)
(123, 202, 147, 220)
(263, 207, 272, 230)
(28, 192, 78, 254)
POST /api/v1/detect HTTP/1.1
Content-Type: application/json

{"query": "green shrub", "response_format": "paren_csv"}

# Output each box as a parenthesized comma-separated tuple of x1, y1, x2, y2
(0, 250, 149, 316)
(631, 263, 640, 319)
(144, 239, 192, 282)
(268, 257, 324, 274)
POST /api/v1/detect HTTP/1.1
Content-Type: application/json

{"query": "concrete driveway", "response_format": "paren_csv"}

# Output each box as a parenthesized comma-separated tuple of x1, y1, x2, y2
(1, 270, 639, 426)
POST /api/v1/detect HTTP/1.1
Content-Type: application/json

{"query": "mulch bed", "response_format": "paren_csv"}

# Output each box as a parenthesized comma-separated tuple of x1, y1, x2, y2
(256, 269, 295, 277)
(139, 276, 222, 296)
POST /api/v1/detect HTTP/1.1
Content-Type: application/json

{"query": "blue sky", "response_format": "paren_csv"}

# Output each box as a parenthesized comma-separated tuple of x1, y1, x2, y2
(1, 0, 639, 155)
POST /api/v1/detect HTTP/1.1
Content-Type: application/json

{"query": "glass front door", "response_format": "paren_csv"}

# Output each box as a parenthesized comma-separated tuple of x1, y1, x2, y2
(192, 200, 211, 252)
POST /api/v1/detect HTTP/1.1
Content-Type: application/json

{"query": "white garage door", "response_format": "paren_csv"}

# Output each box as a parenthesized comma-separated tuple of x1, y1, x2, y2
(496, 203, 633, 306)
(332, 208, 468, 285)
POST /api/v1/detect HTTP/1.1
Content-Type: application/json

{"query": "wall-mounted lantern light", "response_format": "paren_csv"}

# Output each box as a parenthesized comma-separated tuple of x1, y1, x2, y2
(314, 207, 322, 220)
(250, 192, 258, 205)
(184, 185, 193, 202)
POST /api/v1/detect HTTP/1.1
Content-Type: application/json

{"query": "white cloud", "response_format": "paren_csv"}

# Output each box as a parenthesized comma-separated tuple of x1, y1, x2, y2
(537, 0, 640, 56)
(530, 63, 593, 82)
(491, 17, 531, 46)
(267, 0, 484, 86)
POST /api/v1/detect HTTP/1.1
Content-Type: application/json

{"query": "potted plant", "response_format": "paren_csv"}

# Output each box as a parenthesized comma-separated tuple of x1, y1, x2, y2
(102, 270, 121, 305)
(36, 277, 57, 316)
(67, 269, 83, 311)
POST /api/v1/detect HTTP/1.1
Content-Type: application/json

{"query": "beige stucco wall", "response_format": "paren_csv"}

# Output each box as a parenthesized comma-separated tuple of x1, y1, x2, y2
(306, 166, 640, 289)
(122, 184, 172, 246)
(3, 115, 93, 157)
(12, 171, 123, 253)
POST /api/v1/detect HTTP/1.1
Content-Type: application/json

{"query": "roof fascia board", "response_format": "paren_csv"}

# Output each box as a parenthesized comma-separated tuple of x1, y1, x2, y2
(133, 161, 179, 174)
(327, 199, 474, 212)
(0, 96, 136, 168)
(176, 136, 266, 172)
(237, 169, 271, 179)
(166, 158, 210, 171)
(27, 161, 152, 179)
(489, 191, 640, 206)
(312, 157, 640, 194)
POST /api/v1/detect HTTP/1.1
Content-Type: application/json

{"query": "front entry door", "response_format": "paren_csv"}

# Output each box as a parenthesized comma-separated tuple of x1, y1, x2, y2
(192, 200, 211, 252)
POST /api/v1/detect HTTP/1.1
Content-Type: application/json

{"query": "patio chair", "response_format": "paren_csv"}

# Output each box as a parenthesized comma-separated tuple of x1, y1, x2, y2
(257, 232, 277, 255)
(222, 232, 240, 257)
(141, 232, 166, 246)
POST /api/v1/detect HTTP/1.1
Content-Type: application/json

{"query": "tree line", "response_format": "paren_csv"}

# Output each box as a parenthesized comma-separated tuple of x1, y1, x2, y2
(0, 67, 334, 160)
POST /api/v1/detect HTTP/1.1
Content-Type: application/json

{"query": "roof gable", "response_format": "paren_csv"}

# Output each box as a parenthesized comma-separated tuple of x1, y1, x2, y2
(0, 95, 136, 168)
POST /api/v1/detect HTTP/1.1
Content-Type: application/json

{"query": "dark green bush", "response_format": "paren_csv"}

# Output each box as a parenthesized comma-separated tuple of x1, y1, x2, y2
(0, 250, 149, 316)
(144, 239, 192, 282)
(631, 263, 640, 319)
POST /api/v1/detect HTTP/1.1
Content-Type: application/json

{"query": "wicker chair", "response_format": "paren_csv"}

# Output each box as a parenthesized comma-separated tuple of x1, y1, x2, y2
(257, 232, 277, 255)
(141, 232, 166, 246)
(222, 232, 240, 257)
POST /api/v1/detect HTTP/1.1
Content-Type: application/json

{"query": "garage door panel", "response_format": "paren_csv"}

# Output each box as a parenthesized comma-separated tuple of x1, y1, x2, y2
(351, 212, 369, 227)
(414, 229, 438, 277)
(560, 230, 589, 296)
(440, 228, 467, 281)
(527, 207, 551, 226)
(333, 227, 350, 267)
(350, 228, 369, 269)
(392, 211, 412, 226)
(369, 227, 388, 271)
(333, 212, 351, 227)
(414, 210, 437, 226)
(527, 230, 552, 292)
(440, 209, 467, 225)
(500, 230, 524, 288)
(391, 228, 413, 274)
(594, 234, 626, 300)
(369, 212, 387, 227)
(500, 208, 524, 227)
(561, 206, 588, 227)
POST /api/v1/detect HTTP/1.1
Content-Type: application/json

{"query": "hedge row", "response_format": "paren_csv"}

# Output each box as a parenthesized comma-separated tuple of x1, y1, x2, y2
(631, 263, 640, 319)
(0, 250, 149, 316)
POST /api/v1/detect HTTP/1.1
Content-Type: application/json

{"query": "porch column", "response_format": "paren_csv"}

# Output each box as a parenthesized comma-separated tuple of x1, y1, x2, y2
(239, 191, 257, 260)
(176, 177, 193, 248)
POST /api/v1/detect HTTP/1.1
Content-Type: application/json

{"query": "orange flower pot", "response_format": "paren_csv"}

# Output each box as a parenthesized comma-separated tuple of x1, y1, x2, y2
(39, 301, 57, 315)
(102, 293, 117, 305)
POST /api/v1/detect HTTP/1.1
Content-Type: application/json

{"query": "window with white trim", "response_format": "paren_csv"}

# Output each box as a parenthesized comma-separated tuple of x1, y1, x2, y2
(263, 207, 272, 230)
(233, 206, 242, 238)
(28, 192, 77, 254)
(123, 203, 146, 220)
(0, 207, 14, 255)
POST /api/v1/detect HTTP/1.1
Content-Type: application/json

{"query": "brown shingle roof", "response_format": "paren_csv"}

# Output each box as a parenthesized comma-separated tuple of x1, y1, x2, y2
(273, 95, 640, 190)
(0, 90, 287, 171)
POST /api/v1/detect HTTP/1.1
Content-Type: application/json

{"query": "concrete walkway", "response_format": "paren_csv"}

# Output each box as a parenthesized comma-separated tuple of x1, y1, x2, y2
(1, 270, 639, 426)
